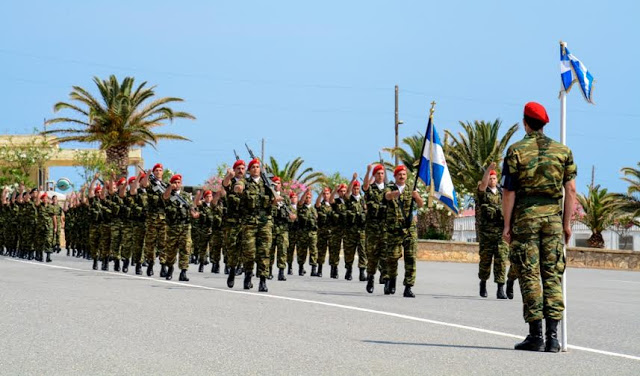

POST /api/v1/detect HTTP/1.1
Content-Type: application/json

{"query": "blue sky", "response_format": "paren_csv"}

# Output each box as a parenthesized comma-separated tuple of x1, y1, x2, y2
(1, 1, 638, 195)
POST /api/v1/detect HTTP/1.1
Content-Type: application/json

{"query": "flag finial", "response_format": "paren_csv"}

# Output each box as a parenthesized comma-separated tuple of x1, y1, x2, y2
(429, 101, 436, 119)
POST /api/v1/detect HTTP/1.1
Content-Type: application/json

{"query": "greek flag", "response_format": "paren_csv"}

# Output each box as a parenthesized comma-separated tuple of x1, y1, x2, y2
(417, 118, 459, 214)
(560, 45, 595, 103)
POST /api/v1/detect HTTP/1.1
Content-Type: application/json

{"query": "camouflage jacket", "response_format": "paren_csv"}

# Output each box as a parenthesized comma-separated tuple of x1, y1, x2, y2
(316, 200, 332, 229)
(164, 191, 193, 225)
(363, 183, 387, 225)
(237, 177, 273, 224)
(345, 194, 366, 229)
(476, 186, 503, 229)
(223, 177, 244, 224)
(330, 197, 347, 227)
(297, 204, 318, 231)
(272, 194, 292, 226)
(383, 183, 415, 232)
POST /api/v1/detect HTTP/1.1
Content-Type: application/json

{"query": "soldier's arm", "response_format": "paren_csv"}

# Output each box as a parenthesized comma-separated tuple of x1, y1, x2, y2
(478, 162, 497, 192)
(212, 189, 224, 205)
(345, 173, 357, 199)
(222, 168, 234, 188)
(501, 189, 515, 244)
(119, 184, 127, 198)
(412, 190, 425, 208)
(328, 186, 338, 204)
(194, 190, 203, 207)
(563, 179, 577, 243)
(363, 164, 372, 191)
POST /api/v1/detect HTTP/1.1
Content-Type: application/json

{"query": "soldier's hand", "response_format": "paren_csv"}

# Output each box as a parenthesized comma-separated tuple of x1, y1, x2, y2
(234, 184, 243, 194)
(488, 162, 497, 171)
(564, 225, 572, 244)
(289, 213, 297, 221)
(352, 172, 358, 180)
(502, 227, 512, 244)
(367, 164, 373, 171)
(226, 168, 234, 178)
(94, 173, 100, 179)
(411, 190, 421, 200)
(391, 190, 401, 199)
(170, 183, 178, 191)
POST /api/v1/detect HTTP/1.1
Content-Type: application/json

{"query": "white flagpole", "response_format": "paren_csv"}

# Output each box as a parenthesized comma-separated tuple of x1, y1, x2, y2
(559, 41, 569, 352)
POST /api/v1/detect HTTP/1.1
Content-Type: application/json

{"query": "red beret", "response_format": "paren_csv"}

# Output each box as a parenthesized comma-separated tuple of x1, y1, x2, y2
(248, 158, 260, 169)
(138, 171, 147, 179)
(372, 164, 384, 175)
(394, 165, 407, 176)
(203, 190, 213, 197)
(95, 185, 102, 193)
(271, 176, 281, 183)
(128, 176, 137, 184)
(169, 174, 182, 183)
(233, 160, 245, 169)
(323, 187, 331, 193)
(152, 163, 163, 171)
(524, 102, 549, 125)
(116, 177, 127, 186)
(353, 180, 361, 187)
(489, 170, 497, 176)
(40, 192, 48, 200)
(288, 191, 296, 198)
(338, 183, 347, 190)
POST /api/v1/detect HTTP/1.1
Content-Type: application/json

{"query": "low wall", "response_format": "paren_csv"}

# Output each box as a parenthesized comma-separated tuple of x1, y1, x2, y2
(417, 240, 640, 271)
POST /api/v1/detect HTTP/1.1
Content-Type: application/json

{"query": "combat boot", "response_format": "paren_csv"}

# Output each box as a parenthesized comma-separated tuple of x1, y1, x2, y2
(235, 266, 244, 276)
(359, 268, 366, 281)
(37, 251, 44, 262)
(298, 264, 306, 276)
(506, 279, 515, 300)
(287, 263, 293, 275)
(45, 253, 52, 263)
(479, 280, 488, 298)
(258, 276, 268, 292)
(160, 264, 168, 278)
(146, 261, 154, 276)
(268, 266, 274, 280)
(243, 272, 253, 290)
(227, 267, 236, 288)
(224, 265, 230, 275)
(166, 265, 174, 280)
(212, 262, 220, 274)
(198, 263, 204, 273)
(389, 278, 397, 294)
(384, 278, 391, 295)
(179, 269, 189, 282)
(366, 275, 374, 294)
(545, 318, 561, 353)
(135, 263, 142, 275)
(497, 283, 507, 299)
(514, 320, 545, 352)
(310, 265, 318, 277)
(113, 259, 121, 272)
(345, 266, 352, 281)
(102, 257, 109, 271)
(330, 265, 338, 279)
(316, 264, 323, 277)
(92, 259, 98, 270)
(379, 274, 386, 285)
(278, 268, 287, 281)
(122, 259, 129, 273)
(403, 285, 415, 298)
(67, 249, 70, 256)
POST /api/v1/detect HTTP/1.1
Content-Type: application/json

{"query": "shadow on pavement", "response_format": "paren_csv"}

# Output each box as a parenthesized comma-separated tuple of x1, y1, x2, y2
(362, 340, 511, 351)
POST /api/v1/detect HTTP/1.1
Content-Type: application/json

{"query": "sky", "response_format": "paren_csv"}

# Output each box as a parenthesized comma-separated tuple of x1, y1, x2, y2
(1, 0, 638, 195)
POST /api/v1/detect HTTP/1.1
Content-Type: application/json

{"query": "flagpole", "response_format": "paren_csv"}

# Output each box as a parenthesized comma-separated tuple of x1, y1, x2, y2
(428, 102, 436, 208)
(559, 41, 569, 353)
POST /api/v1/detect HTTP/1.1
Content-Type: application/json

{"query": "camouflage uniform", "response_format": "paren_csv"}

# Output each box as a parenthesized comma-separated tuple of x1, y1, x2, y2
(296, 203, 318, 267)
(208, 202, 225, 268)
(35, 203, 55, 254)
(364, 183, 387, 280)
(476, 187, 508, 283)
(223, 177, 244, 271)
(286, 210, 299, 271)
(88, 197, 103, 261)
(383, 183, 417, 289)
(238, 177, 274, 281)
(98, 194, 113, 264)
(122, 190, 146, 267)
(343, 194, 367, 274)
(329, 197, 347, 271)
(194, 202, 213, 265)
(164, 191, 193, 272)
(503, 130, 577, 323)
(144, 184, 167, 264)
(52, 204, 62, 252)
(109, 193, 125, 261)
(316, 201, 332, 269)
(270, 194, 291, 272)
(23, 200, 38, 258)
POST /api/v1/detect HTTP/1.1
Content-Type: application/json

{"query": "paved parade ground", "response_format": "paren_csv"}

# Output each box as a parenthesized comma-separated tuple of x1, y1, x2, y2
(1, 256, 639, 375)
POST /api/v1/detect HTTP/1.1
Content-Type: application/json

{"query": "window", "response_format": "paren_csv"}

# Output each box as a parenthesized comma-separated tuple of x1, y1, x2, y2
(467, 237, 477, 243)
(619, 236, 634, 250)
(575, 236, 590, 248)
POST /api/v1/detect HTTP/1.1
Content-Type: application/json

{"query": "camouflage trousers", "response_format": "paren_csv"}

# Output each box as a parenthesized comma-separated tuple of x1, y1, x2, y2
(165, 223, 192, 270)
(208, 228, 224, 264)
(35, 223, 54, 253)
(223, 222, 243, 268)
(385, 227, 417, 287)
(328, 226, 344, 266)
(144, 214, 167, 264)
(53, 222, 61, 249)
(99, 223, 112, 259)
(317, 227, 331, 265)
(287, 229, 298, 265)
(478, 227, 508, 283)
(270, 223, 289, 270)
(193, 226, 212, 262)
(241, 220, 273, 278)
(20, 225, 35, 252)
(121, 221, 145, 264)
(110, 219, 124, 259)
(297, 230, 318, 266)
(366, 223, 387, 278)
(6, 225, 18, 251)
(343, 227, 367, 269)
(89, 224, 101, 259)
(510, 214, 565, 323)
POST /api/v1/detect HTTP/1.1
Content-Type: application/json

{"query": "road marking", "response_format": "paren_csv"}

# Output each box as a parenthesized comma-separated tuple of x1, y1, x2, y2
(606, 280, 640, 284)
(4, 258, 640, 362)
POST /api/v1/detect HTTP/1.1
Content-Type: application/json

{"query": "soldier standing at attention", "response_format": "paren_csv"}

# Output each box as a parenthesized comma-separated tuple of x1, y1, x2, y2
(328, 183, 348, 279)
(35, 192, 57, 263)
(141, 163, 168, 277)
(286, 191, 299, 276)
(363, 164, 388, 293)
(88, 181, 104, 270)
(223, 159, 247, 287)
(314, 187, 333, 277)
(477, 165, 508, 299)
(502, 102, 577, 353)
(343, 174, 367, 281)
(383, 165, 424, 298)
(296, 189, 319, 276)
(162, 174, 198, 281)
(51, 195, 63, 254)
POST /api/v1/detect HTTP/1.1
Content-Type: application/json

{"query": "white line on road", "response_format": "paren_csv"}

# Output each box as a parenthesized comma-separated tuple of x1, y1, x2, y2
(606, 280, 640, 284)
(5, 258, 640, 362)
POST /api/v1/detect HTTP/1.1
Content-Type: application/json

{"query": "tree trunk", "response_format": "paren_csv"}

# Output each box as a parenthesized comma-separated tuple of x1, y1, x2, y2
(587, 232, 605, 248)
(106, 145, 129, 178)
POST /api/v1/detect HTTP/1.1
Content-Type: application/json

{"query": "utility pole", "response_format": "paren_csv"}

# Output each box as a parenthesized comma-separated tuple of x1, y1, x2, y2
(591, 165, 595, 189)
(394, 85, 403, 166)
(261, 138, 265, 163)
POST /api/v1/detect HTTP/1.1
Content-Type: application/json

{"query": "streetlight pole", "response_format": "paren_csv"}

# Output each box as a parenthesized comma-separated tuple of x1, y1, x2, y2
(394, 85, 403, 166)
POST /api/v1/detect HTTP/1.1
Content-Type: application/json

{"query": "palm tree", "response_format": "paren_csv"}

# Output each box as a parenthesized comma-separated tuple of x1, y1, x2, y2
(383, 133, 425, 172)
(576, 185, 620, 248)
(43, 75, 195, 176)
(614, 162, 640, 226)
(266, 156, 326, 187)
(444, 119, 518, 194)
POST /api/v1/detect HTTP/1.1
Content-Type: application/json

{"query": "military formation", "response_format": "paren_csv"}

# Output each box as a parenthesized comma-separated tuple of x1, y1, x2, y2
(0, 101, 576, 353)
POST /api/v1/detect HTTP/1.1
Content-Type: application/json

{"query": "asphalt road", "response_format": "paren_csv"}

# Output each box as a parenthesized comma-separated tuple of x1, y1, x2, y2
(1, 254, 639, 376)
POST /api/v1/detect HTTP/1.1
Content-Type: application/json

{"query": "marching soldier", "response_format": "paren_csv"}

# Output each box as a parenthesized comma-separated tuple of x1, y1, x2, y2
(286, 191, 299, 275)
(328, 183, 348, 279)
(194, 189, 224, 273)
(88, 182, 104, 269)
(122, 174, 147, 274)
(208, 189, 225, 274)
(296, 189, 319, 276)
(34, 192, 57, 263)
(141, 164, 168, 277)
(343, 174, 367, 281)
(270, 176, 295, 280)
(383, 165, 424, 298)
(51, 195, 63, 253)
(314, 187, 332, 277)
(363, 164, 388, 293)
(502, 102, 577, 353)
(223, 159, 246, 287)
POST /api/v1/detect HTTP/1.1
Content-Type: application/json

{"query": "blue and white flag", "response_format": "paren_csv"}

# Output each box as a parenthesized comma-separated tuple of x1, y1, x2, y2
(560, 45, 595, 103)
(417, 118, 459, 215)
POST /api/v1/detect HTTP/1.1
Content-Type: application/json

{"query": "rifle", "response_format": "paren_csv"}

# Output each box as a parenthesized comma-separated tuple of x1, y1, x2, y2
(244, 143, 293, 218)
(138, 164, 192, 209)
(233, 149, 240, 161)
(379, 152, 389, 184)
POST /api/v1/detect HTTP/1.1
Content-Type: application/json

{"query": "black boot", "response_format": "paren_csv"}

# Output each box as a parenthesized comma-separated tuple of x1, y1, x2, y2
(545, 318, 561, 353)
(102, 257, 109, 271)
(166, 265, 174, 280)
(224, 265, 230, 275)
(67, 249, 70, 256)
(298, 264, 306, 276)
(497, 283, 507, 299)
(345, 266, 352, 281)
(316, 264, 323, 277)
(243, 272, 253, 290)
(384, 278, 391, 295)
(366, 275, 374, 294)
(146, 261, 154, 276)
(514, 320, 545, 352)
(212, 262, 220, 274)
(179, 269, 189, 282)
(227, 267, 236, 288)
(45, 253, 52, 263)
(160, 264, 168, 278)
(198, 263, 204, 273)
(122, 259, 129, 273)
(330, 265, 338, 279)
(278, 268, 287, 281)
(268, 266, 274, 280)
(142, 260, 148, 267)
(479, 280, 488, 298)
(287, 264, 293, 275)
(506, 279, 515, 300)
(389, 278, 396, 294)
(92, 259, 99, 270)
(359, 268, 366, 281)
(37, 251, 44, 262)
(310, 265, 318, 277)
(135, 263, 142, 275)
(259, 276, 268, 292)
(235, 266, 244, 276)
(379, 274, 386, 285)
(403, 285, 415, 298)
(113, 259, 121, 272)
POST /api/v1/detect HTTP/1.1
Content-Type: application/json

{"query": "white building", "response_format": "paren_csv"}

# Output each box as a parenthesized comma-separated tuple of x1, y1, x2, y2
(452, 216, 640, 251)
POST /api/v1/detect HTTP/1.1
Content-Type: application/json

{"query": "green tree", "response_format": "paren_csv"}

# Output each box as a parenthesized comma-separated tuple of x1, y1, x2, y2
(0, 132, 57, 187)
(383, 133, 425, 172)
(576, 185, 619, 248)
(43, 75, 195, 177)
(73, 150, 117, 186)
(266, 156, 326, 186)
(321, 171, 348, 192)
(614, 163, 640, 226)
